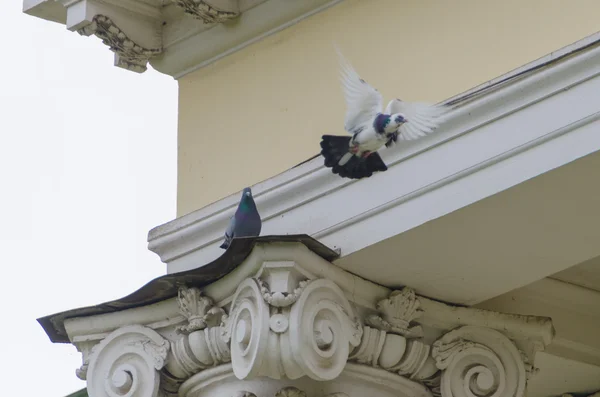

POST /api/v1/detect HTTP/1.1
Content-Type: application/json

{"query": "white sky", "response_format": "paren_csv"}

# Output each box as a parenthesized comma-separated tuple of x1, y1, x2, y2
(1, 3, 177, 396)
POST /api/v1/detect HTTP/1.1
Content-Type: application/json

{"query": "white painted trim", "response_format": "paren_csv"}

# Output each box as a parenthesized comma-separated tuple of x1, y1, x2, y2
(162, 0, 344, 79)
(148, 35, 600, 275)
(478, 277, 600, 367)
(23, 0, 345, 77)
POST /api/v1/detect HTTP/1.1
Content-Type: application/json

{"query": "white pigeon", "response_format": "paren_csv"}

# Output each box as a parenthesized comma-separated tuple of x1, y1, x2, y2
(320, 48, 449, 179)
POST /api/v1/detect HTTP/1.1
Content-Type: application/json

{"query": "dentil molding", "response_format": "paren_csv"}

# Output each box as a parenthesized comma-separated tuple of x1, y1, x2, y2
(58, 242, 554, 397)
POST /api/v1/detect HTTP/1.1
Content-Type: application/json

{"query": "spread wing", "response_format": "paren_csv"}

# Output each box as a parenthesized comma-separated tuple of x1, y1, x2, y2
(385, 99, 449, 141)
(336, 48, 383, 134)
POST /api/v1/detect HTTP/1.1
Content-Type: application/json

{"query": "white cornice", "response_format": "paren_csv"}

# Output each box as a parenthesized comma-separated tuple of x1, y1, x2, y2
(148, 35, 600, 275)
(152, 0, 344, 78)
(23, 0, 343, 76)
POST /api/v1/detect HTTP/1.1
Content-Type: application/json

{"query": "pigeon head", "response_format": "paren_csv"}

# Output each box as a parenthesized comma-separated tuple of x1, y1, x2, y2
(393, 114, 407, 125)
(239, 187, 256, 211)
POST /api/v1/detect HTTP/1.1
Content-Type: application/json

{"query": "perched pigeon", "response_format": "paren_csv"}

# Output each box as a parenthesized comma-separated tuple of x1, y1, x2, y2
(219, 187, 262, 249)
(320, 49, 449, 179)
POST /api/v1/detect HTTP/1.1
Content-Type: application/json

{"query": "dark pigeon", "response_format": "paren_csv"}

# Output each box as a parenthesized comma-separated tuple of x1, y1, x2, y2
(220, 187, 262, 249)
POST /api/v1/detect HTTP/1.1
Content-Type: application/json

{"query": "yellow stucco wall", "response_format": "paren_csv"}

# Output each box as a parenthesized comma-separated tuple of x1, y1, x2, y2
(177, 0, 599, 216)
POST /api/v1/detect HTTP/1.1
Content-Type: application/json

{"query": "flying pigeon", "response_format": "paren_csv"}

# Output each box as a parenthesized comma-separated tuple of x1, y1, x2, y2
(320, 49, 449, 179)
(220, 187, 262, 249)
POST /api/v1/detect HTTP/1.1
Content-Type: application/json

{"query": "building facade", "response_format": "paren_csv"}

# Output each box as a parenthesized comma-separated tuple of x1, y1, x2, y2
(26, 1, 600, 396)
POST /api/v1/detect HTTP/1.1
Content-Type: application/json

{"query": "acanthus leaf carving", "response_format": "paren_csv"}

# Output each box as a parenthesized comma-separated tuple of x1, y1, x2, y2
(172, 0, 240, 24)
(164, 286, 231, 393)
(366, 287, 424, 338)
(77, 15, 161, 73)
(177, 286, 225, 334)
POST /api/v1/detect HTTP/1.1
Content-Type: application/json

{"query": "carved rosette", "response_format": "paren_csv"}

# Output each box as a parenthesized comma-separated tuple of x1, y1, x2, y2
(222, 277, 362, 381)
(432, 326, 527, 397)
(172, 0, 240, 24)
(77, 15, 161, 73)
(86, 325, 170, 397)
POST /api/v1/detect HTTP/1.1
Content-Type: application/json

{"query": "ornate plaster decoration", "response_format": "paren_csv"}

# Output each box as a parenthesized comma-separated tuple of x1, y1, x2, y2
(63, 244, 554, 397)
(77, 15, 161, 73)
(432, 326, 526, 397)
(221, 274, 363, 381)
(85, 325, 170, 397)
(176, 286, 225, 334)
(163, 287, 231, 395)
(366, 287, 424, 338)
(172, 0, 240, 24)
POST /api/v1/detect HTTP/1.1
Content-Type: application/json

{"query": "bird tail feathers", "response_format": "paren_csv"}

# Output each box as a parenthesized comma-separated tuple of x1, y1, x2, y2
(320, 135, 387, 179)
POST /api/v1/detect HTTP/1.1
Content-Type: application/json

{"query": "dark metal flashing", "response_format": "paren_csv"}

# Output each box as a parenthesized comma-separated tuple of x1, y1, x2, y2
(38, 235, 338, 344)
(65, 388, 88, 397)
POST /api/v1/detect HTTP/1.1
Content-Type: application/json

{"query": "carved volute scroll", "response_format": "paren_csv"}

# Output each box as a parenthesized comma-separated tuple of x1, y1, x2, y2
(221, 266, 363, 381)
(85, 325, 170, 397)
(432, 326, 527, 397)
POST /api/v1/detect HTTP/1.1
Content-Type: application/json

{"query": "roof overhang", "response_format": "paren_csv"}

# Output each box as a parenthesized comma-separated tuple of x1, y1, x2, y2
(23, 0, 342, 76)
(148, 34, 600, 306)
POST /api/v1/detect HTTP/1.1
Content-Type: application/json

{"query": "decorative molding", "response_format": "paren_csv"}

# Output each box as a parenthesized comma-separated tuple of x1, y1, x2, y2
(176, 286, 225, 334)
(172, 0, 240, 24)
(366, 287, 423, 338)
(62, 244, 555, 397)
(86, 325, 170, 397)
(148, 37, 600, 311)
(221, 273, 362, 380)
(77, 15, 162, 73)
(24, 0, 343, 76)
(432, 326, 526, 397)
